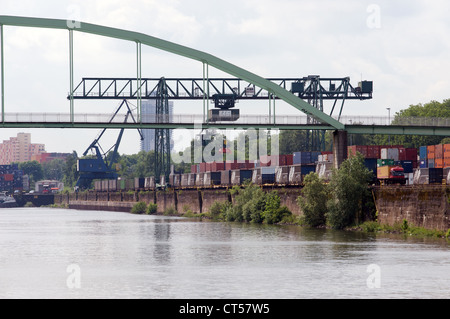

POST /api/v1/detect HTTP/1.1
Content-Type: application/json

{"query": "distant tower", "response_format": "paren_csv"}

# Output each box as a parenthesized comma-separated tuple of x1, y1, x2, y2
(140, 99, 174, 152)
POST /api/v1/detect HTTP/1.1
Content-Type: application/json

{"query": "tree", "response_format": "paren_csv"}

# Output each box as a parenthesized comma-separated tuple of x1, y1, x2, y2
(326, 153, 373, 229)
(297, 172, 328, 227)
(373, 99, 450, 148)
(62, 151, 79, 188)
(18, 161, 43, 184)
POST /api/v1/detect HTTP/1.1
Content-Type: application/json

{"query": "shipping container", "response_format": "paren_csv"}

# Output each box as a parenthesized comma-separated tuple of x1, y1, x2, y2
(367, 145, 380, 159)
(293, 152, 312, 165)
(134, 177, 145, 189)
(195, 173, 204, 186)
(435, 144, 444, 159)
(221, 170, 232, 185)
(231, 169, 252, 185)
(275, 166, 290, 184)
(435, 158, 444, 169)
(285, 154, 294, 166)
(191, 165, 197, 174)
(181, 174, 189, 187)
(109, 179, 117, 191)
(364, 158, 377, 179)
(252, 168, 262, 185)
(429, 168, 443, 184)
(377, 159, 394, 167)
(400, 160, 414, 173)
(428, 159, 435, 168)
(419, 146, 427, 160)
(145, 177, 155, 189)
(316, 162, 333, 180)
(348, 145, 368, 158)
(419, 160, 428, 169)
(406, 148, 418, 161)
(187, 173, 196, 187)
(427, 145, 435, 160)
(381, 148, 399, 161)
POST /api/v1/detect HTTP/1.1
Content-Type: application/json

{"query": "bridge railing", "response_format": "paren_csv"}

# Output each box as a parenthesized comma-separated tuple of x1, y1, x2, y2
(2, 113, 450, 127)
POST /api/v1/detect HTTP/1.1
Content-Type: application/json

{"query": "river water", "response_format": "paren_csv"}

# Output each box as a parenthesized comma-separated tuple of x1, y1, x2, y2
(0, 207, 449, 299)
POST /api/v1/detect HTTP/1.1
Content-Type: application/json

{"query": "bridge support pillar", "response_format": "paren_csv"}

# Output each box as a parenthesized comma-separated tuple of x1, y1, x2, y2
(332, 130, 348, 169)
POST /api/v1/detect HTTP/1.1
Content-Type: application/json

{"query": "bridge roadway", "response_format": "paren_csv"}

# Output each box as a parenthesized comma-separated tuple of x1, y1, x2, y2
(1, 113, 450, 136)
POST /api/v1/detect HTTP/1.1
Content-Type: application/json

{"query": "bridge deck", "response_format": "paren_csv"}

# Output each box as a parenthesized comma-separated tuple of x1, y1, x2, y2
(1, 113, 450, 135)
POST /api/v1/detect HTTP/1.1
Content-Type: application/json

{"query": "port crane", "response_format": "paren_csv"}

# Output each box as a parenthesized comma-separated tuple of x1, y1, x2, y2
(75, 100, 143, 189)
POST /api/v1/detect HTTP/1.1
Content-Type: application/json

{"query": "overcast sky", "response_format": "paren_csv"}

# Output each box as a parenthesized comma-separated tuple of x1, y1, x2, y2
(1, 0, 450, 155)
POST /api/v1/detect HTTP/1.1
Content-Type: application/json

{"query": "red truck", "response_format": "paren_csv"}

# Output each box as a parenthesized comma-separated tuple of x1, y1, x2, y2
(377, 165, 406, 185)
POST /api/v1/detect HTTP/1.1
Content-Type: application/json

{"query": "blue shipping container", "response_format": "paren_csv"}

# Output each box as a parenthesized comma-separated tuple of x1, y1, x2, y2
(300, 165, 316, 176)
(419, 160, 427, 168)
(239, 170, 253, 184)
(400, 160, 414, 173)
(293, 152, 312, 165)
(310, 151, 321, 163)
(261, 173, 275, 184)
(419, 146, 427, 160)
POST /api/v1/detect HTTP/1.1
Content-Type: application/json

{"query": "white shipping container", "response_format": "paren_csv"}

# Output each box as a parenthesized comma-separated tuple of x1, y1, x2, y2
(381, 148, 399, 161)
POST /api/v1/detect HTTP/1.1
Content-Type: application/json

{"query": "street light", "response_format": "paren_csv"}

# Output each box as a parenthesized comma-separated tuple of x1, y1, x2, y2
(386, 107, 391, 144)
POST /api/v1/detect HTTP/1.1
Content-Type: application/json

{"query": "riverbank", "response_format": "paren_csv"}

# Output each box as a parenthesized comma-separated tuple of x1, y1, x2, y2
(52, 184, 450, 235)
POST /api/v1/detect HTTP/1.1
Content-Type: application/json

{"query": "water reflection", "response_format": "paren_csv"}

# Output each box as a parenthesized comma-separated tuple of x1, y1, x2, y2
(0, 208, 448, 299)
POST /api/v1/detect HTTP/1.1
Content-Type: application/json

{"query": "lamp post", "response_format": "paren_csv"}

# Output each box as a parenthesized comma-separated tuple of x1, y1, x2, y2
(386, 108, 391, 144)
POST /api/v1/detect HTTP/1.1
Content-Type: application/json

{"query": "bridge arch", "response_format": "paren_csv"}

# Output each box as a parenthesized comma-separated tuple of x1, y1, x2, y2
(0, 15, 345, 130)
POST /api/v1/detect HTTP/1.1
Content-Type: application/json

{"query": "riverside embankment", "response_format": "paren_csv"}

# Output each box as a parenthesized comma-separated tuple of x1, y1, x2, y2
(52, 185, 450, 232)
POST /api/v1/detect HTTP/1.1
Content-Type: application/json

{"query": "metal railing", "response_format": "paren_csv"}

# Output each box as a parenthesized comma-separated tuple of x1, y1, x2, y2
(2, 113, 450, 127)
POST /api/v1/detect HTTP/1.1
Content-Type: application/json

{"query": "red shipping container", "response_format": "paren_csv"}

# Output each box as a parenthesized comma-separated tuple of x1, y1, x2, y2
(405, 148, 418, 161)
(435, 158, 444, 168)
(4, 174, 14, 181)
(191, 165, 197, 173)
(435, 144, 444, 159)
(199, 162, 207, 173)
(225, 161, 239, 170)
(348, 145, 368, 158)
(211, 162, 225, 171)
(285, 154, 293, 166)
(398, 148, 406, 161)
(367, 145, 380, 159)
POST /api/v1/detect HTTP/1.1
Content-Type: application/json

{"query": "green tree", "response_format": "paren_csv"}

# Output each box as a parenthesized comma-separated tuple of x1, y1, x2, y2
(42, 158, 65, 181)
(326, 153, 373, 229)
(62, 151, 79, 188)
(374, 99, 450, 148)
(297, 172, 328, 227)
(18, 161, 43, 184)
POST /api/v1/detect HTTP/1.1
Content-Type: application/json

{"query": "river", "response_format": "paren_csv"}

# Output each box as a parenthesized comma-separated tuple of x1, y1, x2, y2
(0, 207, 449, 299)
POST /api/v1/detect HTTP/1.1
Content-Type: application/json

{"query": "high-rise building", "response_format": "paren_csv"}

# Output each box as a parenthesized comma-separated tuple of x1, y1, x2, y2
(140, 99, 174, 152)
(0, 133, 46, 164)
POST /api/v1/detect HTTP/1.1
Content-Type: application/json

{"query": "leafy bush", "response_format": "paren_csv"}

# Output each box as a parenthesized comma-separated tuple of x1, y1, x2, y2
(131, 201, 147, 214)
(209, 201, 230, 220)
(297, 172, 328, 227)
(146, 203, 158, 215)
(326, 153, 373, 229)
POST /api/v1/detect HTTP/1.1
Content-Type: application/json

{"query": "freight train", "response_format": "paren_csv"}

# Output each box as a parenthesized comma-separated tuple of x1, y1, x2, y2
(92, 144, 450, 192)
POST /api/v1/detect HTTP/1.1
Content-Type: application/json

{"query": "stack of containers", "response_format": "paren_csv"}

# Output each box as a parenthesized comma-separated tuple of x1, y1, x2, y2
(434, 144, 444, 168)
(445, 144, 450, 168)
(427, 145, 435, 168)
(0, 164, 24, 193)
(419, 146, 427, 168)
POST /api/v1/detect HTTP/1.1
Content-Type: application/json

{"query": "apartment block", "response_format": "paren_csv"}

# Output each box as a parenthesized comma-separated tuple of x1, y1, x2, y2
(0, 133, 46, 165)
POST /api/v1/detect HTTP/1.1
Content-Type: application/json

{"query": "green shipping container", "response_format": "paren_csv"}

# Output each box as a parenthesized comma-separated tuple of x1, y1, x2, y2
(377, 159, 394, 167)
